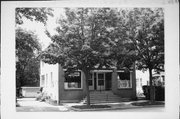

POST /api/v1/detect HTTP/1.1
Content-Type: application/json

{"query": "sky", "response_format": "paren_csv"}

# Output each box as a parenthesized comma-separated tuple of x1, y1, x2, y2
(18, 8, 65, 50)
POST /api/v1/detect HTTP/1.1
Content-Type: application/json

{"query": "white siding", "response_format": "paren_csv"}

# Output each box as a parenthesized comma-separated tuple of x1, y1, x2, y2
(40, 60, 59, 101)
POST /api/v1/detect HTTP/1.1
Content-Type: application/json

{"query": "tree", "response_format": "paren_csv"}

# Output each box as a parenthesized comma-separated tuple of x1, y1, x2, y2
(16, 8, 53, 25)
(15, 8, 54, 96)
(41, 8, 134, 106)
(123, 8, 164, 103)
(16, 28, 41, 92)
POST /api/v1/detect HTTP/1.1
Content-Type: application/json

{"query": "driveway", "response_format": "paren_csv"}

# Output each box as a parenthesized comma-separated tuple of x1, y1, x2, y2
(16, 98, 71, 112)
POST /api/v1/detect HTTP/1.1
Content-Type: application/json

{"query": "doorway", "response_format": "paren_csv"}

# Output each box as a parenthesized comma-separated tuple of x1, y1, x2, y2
(105, 72, 112, 90)
(89, 72, 112, 91)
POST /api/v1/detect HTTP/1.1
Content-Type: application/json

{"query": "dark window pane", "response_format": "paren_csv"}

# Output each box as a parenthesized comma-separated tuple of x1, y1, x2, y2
(98, 73, 104, 79)
(90, 73, 92, 79)
(64, 71, 82, 89)
(98, 80, 104, 86)
(88, 80, 92, 86)
(65, 71, 81, 82)
(117, 72, 130, 80)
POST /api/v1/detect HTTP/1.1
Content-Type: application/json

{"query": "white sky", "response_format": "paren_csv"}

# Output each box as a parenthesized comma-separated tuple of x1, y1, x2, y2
(18, 8, 65, 50)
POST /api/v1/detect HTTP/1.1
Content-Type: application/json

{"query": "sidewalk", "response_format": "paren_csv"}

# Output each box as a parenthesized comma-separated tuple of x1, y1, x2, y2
(16, 98, 70, 112)
(63, 100, 165, 111)
(16, 98, 165, 112)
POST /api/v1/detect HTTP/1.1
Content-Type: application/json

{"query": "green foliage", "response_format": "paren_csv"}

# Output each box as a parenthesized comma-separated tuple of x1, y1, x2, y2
(41, 8, 163, 74)
(16, 28, 41, 54)
(16, 28, 41, 88)
(15, 7, 54, 90)
(16, 8, 54, 25)
(41, 8, 134, 71)
(123, 8, 164, 71)
(121, 8, 164, 102)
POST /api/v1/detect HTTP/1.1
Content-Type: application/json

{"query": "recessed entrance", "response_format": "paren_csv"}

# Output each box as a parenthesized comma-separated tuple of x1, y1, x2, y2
(89, 71, 112, 91)
(97, 72, 105, 90)
(105, 72, 112, 90)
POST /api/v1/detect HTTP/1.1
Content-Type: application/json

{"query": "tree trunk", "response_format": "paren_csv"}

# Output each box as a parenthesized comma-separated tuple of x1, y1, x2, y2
(83, 69, 91, 107)
(149, 68, 155, 103)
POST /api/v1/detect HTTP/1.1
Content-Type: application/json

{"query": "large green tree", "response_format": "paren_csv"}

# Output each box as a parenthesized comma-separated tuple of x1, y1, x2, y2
(15, 8, 54, 96)
(122, 8, 164, 102)
(41, 8, 134, 106)
(16, 8, 53, 25)
(16, 28, 41, 89)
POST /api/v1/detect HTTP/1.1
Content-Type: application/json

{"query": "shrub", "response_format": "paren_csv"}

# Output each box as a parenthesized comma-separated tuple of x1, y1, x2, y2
(142, 85, 165, 101)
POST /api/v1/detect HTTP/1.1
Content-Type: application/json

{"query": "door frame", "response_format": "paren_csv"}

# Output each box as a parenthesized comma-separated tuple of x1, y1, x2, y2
(96, 72, 105, 90)
(89, 70, 113, 91)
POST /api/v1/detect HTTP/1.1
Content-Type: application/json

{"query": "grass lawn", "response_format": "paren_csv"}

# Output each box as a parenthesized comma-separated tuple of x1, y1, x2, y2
(131, 101, 165, 106)
(72, 105, 111, 109)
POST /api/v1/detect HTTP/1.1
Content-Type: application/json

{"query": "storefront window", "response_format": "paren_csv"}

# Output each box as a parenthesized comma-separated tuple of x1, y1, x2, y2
(64, 71, 82, 89)
(117, 71, 132, 88)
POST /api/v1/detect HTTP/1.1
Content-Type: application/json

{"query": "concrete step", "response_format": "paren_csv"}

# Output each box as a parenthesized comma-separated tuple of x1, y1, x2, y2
(82, 91, 129, 104)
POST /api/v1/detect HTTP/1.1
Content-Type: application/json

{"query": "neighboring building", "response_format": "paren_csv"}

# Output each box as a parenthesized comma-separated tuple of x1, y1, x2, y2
(152, 72, 165, 86)
(136, 70, 149, 97)
(21, 87, 41, 98)
(40, 61, 137, 104)
(136, 70, 165, 97)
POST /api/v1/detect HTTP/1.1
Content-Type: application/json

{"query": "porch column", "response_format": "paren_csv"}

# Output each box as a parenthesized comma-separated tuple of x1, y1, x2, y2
(112, 68, 118, 93)
(132, 62, 137, 99)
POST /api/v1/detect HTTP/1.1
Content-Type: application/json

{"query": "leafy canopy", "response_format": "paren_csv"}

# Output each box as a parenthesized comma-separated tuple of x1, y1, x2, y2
(16, 28, 42, 87)
(41, 8, 134, 73)
(124, 8, 164, 71)
(16, 8, 54, 25)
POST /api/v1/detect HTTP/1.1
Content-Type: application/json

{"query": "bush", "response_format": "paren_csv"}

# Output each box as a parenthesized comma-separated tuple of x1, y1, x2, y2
(36, 92, 43, 101)
(36, 92, 49, 101)
(142, 85, 164, 101)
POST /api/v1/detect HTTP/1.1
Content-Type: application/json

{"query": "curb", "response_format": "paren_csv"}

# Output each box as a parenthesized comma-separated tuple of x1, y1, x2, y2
(68, 104, 165, 112)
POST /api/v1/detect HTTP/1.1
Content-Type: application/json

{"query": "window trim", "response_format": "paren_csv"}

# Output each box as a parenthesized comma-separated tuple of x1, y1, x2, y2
(117, 71, 133, 89)
(41, 75, 45, 87)
(64, 71, 83, 90)
(46, 73, 48, 88)
(50, 72, 54, 88)
(97, 73, 105, 86)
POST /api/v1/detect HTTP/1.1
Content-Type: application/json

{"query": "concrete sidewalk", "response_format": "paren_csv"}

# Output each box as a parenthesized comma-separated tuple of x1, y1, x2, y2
(63, 100, 165, 111)
(16, 98, 70, 112)
(16, 98, 165, 112)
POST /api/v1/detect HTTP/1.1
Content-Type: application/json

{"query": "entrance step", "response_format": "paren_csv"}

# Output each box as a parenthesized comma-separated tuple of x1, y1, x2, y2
(82, 91, 130, 104)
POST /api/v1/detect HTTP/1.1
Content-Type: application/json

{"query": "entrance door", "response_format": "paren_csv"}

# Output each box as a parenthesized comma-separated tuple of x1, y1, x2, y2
(89, 73, 94, 90)
(97, 73, 105, 90)
(105, 72, 112, 90)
